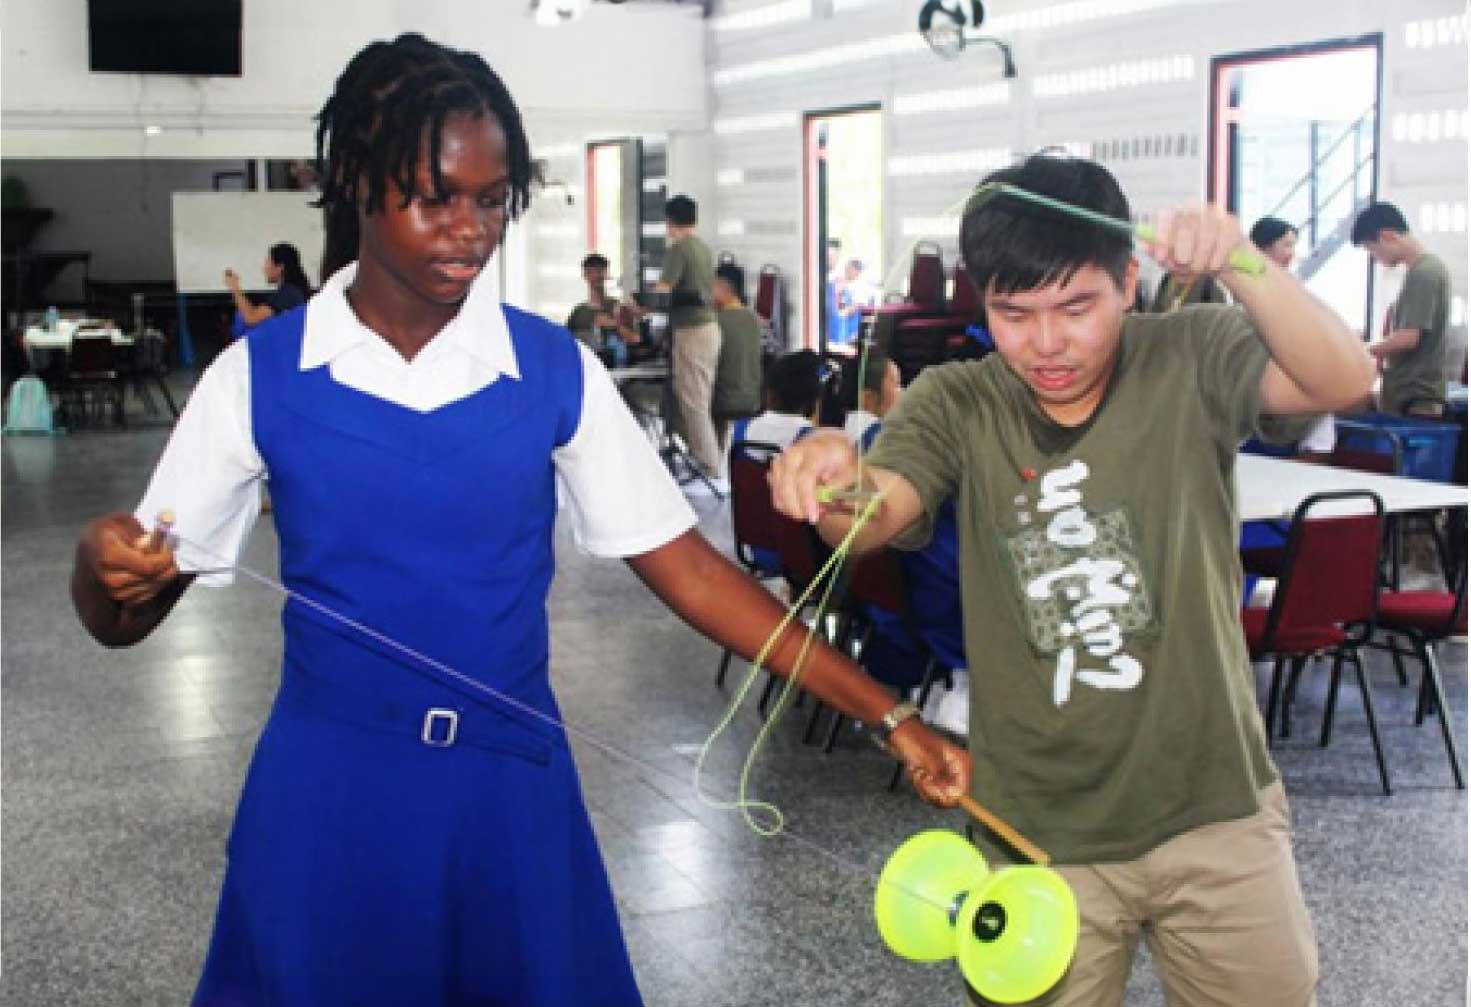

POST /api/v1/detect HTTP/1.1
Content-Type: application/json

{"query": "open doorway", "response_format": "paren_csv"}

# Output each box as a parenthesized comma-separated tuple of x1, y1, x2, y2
(1209, 36, 1381, 334)
(803, 106, 883, 354)
(585, 139, 640, 301)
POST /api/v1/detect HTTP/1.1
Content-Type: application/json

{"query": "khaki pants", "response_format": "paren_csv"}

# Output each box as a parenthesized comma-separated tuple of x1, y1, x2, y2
(968, 782, 1318, 1007)
(671, 320, 723, 478)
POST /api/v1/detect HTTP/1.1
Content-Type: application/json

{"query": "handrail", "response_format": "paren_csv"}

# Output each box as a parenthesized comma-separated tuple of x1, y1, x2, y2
(1293, 150, 1375, 237)
(1264, 104, 1376, 223)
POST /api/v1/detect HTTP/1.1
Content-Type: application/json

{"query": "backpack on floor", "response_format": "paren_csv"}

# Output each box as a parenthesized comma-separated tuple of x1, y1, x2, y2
(4, 375, 55, 435)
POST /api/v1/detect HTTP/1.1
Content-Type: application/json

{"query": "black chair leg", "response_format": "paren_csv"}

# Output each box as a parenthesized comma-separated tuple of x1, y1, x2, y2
(1414, 651, 1432, 725)
(912, 657, 940, 715)
(1350, 650, 1393, 795)
(757, 671, 780, 719)
(1319, 650, 1346, 747)
(1264, 657, 1285, 741)
(715, 648, 734, 688)
(1390, 641, 1409, 687)
(802, 699, 827, 745)
(822, 710, 847, 753)
(1282, 655, 1309, 739)
(887, 759, 905, 792)
(1420, 640, 1466, 789)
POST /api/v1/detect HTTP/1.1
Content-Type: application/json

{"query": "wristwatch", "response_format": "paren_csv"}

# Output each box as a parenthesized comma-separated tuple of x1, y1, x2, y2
(876, 699, 921, 743)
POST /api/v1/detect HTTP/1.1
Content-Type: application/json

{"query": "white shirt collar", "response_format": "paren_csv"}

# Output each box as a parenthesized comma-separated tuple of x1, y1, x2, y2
(300, 258, 519, 380)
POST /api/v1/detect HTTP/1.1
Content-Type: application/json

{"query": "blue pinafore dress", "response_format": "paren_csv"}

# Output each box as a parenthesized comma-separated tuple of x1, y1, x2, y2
(193, 306, 644, 1006)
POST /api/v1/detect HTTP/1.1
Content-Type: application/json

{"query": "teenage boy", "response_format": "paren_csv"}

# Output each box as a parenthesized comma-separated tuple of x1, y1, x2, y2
(566, 252, 639, 353)
(1352, 201, 1453, 416)
(770, 154, 1374, 1007)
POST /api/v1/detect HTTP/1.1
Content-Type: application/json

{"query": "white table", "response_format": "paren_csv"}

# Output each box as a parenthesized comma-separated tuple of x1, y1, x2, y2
(23, 320, 133, 351)
(1237, 454, 1468, 521)
(607, 362, 670, 384)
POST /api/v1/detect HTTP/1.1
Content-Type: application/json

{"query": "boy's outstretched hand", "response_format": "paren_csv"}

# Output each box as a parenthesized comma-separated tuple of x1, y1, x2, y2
(78, 512, 180, 607)
(888, 718, 971, 807)
(768, 429, 862, 524)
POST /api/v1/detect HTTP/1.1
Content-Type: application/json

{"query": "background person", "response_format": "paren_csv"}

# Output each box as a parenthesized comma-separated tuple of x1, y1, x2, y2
(1352, 201, 1453, 416)
(711, 261, 763, 449)
(654, 194, 724, 485)
(225, 242, 312, 335)
(565, 252, 639, 359)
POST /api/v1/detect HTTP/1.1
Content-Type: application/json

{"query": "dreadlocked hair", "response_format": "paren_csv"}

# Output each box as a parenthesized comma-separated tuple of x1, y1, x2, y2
(313, 33, 533, 279)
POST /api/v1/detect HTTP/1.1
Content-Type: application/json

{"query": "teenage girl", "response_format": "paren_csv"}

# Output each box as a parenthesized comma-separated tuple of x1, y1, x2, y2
(69, 33, 967, 1006)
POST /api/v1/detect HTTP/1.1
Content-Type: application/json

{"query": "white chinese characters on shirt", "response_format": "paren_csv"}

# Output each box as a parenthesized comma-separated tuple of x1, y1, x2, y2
(1007, 460, 1150, 707)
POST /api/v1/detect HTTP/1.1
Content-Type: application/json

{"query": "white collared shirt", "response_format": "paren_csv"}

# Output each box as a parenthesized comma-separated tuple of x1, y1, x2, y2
(136, 263, 695, 582)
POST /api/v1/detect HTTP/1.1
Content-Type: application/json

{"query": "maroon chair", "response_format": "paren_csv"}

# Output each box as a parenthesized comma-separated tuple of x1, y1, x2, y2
(746, 484, 835, 719)
(753, 264, 786, 348)
(861, 242, 949, 326)
(1371, 569, 1466, 788)
(715, 440, 787, 687)
(889, 264, 987, 383)
(1242, 490, 1391, 794)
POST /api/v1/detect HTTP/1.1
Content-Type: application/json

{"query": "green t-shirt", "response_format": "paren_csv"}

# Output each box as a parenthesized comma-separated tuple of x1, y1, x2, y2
(1383, 252, 1450, 415)
(660, 234, 715, 328)
(566, 295, 618, 350)
(713, 305, 764, 418)
(866, 305, 1280, 865)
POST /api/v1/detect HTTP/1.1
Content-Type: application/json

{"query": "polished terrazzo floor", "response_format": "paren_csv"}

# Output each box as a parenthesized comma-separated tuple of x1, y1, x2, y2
(2, 383, 1466, 1006)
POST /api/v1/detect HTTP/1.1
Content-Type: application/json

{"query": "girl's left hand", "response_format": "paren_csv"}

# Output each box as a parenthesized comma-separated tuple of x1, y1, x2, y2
(889, 720, 971, 808)
(223, 268, 241, 293)
(1144, 205, 1253, 279)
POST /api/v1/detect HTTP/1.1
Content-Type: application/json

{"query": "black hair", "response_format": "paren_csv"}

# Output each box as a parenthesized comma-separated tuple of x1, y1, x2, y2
(269, 242, 314, 295)
(826, 238, 842, 249)
(664, 195, 698, 226)
(715, 262, 745, 302)
(766, 350, 821, 416)
(1248, 217, 1296, 251)
(845, 258, 864, 272)
(582, 253, 609, 270)
(1351, 202, 1409, 245)
(314, 33, 533, 279)
(960, 154, 1133, 296)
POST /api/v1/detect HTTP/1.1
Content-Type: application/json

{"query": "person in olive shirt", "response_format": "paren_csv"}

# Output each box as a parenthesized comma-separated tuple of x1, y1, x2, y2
(769, 155, 1374, 1007)
(655, 195, 723, 483)
(1352, 201, 1452, 416)
(710, 262, 763, 448)
(565, 252, 639, 356)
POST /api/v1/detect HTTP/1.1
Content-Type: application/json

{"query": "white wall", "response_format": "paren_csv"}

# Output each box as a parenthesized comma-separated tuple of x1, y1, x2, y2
(704, 0, 1468, 347)
(3, 159, 248, 295)
(1, 1, 708, 157)
(1, 1, 708, 310)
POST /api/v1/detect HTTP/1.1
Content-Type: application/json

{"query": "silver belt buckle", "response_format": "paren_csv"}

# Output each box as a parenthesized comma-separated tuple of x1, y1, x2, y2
(422, 708, 459, 747)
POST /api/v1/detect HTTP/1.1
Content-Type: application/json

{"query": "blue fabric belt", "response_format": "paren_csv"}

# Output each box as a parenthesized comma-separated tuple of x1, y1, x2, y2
(275, 669, 553, 766)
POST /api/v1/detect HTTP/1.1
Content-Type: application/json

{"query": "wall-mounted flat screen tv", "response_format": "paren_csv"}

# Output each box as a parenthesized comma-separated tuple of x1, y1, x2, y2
(88, 0, 243, 76)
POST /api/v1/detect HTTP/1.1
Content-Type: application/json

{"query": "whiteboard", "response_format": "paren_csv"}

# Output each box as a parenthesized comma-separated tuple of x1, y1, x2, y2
(171, 192, 325, 295)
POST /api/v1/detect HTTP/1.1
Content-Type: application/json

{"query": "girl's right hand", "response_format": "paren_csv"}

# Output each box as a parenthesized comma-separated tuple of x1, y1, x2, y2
(79, 513, 180, 607)
(768, 429, 862, 524)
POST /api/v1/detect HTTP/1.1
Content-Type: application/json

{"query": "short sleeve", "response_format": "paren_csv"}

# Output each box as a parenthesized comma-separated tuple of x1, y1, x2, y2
(1394, 265, 1444, 333)
(134, 340, 266, 584)
(659, 241, 685, 287)
(267, 285, 306, 314)
(863, 365, 967, 550)
(566, 304, 594, 334)
(552, 344, 697, 557)
(1188, 305, 1272, 445)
